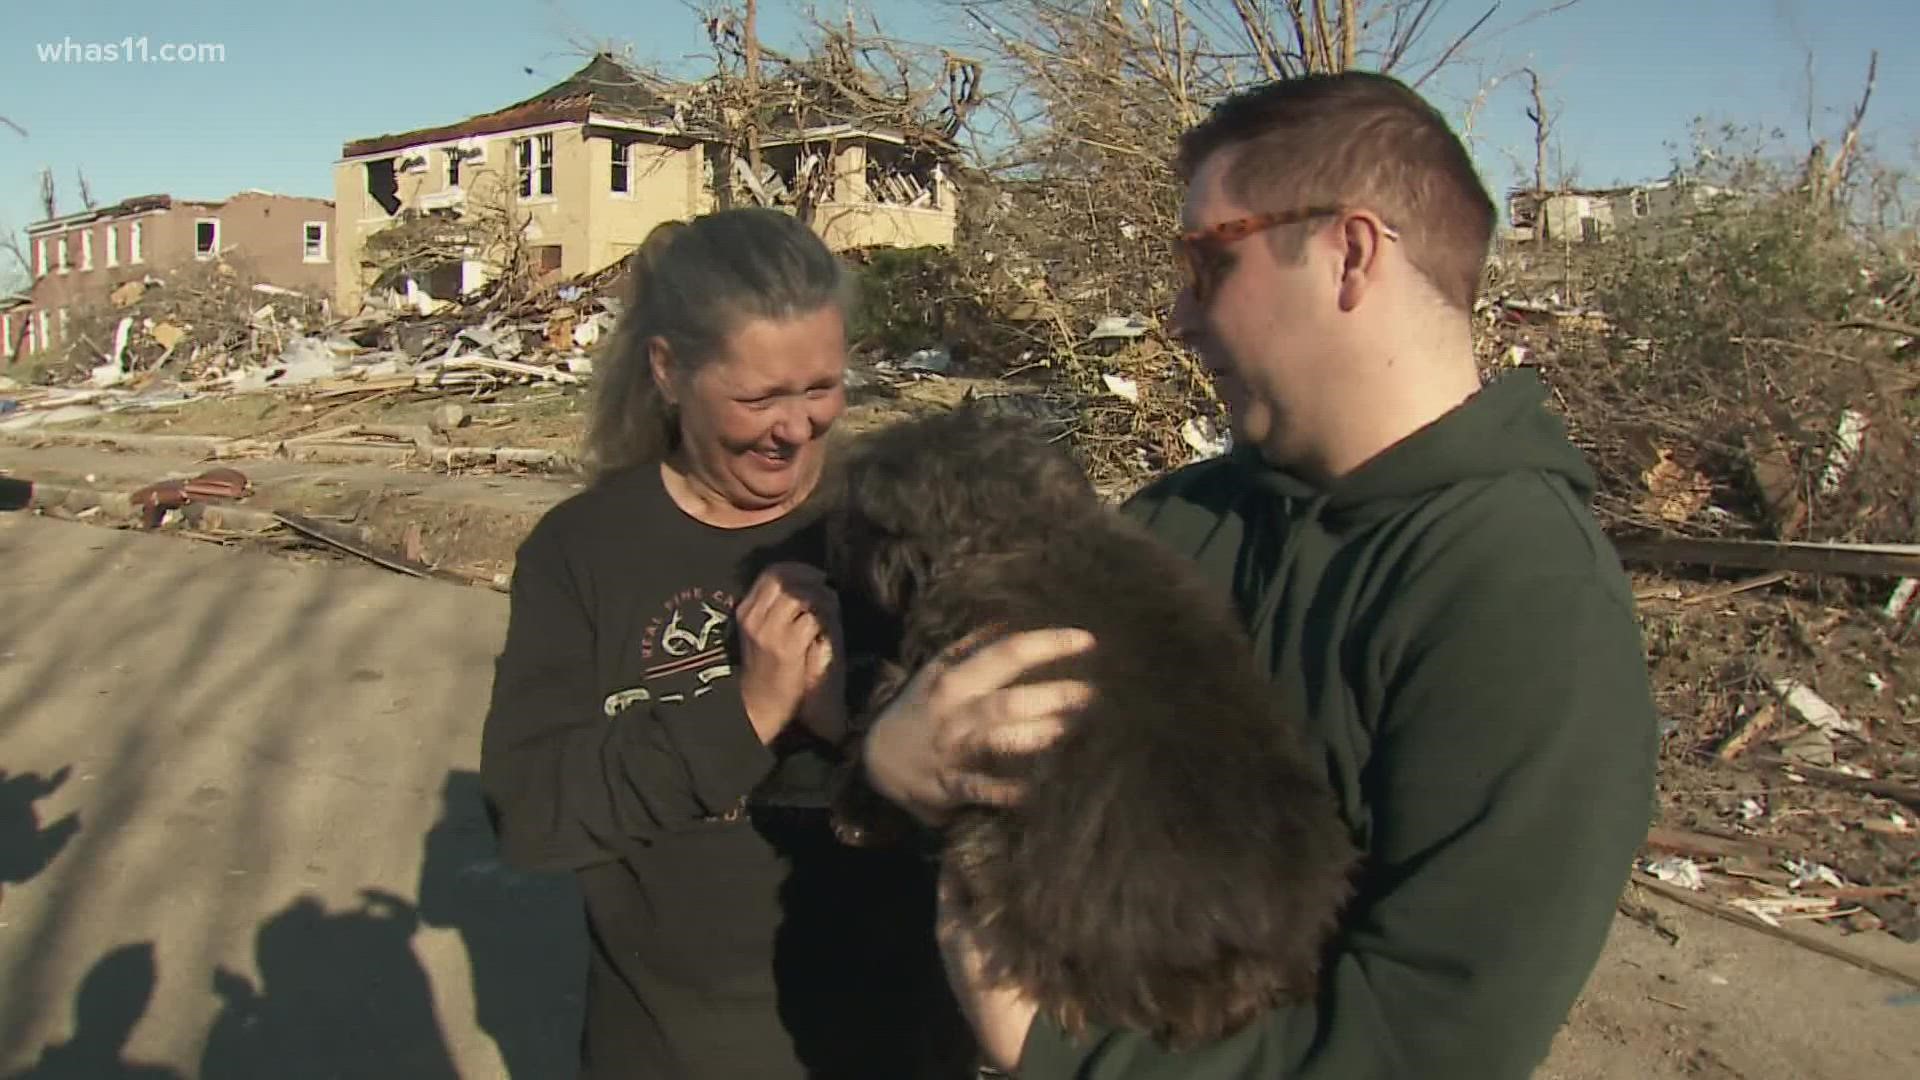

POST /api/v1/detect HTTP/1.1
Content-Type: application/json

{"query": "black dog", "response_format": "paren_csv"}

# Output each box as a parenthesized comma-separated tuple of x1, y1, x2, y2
(819, 407, 1358, 1048)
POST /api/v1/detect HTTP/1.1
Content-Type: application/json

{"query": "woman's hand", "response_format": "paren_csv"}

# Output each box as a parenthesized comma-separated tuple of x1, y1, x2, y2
(861, 627, 1095, 826)
(736, 563, 841, 744)
(795, 598, 849, 745)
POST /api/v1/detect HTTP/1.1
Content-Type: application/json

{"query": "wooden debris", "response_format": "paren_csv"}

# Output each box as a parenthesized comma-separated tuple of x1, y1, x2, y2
(274, 511, 431, 580)
(435, 356, 581, 385)
(1612, 535, 1920, 579)
(1716, 703, 1779, 761)
(1750, 757, 1920, 810)
(1643, 825, 1782, 862)
(1632, 872, 1920, 992)
(403, 523, 428, 563)
(24, 480, 284, 534)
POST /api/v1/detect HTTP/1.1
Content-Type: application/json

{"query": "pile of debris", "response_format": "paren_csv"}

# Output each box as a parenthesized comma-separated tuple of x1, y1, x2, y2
(2, 259, 633, 439)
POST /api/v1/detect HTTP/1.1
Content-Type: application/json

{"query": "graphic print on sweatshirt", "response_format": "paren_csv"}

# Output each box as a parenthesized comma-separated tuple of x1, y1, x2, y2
(602, 585, 737, 716)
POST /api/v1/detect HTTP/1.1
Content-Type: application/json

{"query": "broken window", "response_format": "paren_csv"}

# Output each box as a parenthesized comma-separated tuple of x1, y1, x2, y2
(737, 144, 823, 207)
(195, 218, 221, 259)
(517, 134, 555, 198)
(865, 149, 941, 208)
(129, 221, 143, 263)
(56, 236, 68, 272)
(106, 225, 118, 267)
(611, 140, 632, 194)
(80, 231, 93, 271)
(426, 261, 463, 299)
(366, 158, 401, 216)
(445, 148, 462, 188)
(531, 244, 563, 276)
(303, 222, 328, 263)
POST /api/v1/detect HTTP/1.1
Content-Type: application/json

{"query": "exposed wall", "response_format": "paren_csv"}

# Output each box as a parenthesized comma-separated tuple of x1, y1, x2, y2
(208, 193, 335, 293)
(18, 195, 331, 357)
(585, 134, 701, 274)
(813, 203, 957, 251)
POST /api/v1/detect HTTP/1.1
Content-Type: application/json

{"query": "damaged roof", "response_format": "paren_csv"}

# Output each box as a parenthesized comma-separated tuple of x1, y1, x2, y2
(341, 53, 681, 159)
(27, 191, 333, 233)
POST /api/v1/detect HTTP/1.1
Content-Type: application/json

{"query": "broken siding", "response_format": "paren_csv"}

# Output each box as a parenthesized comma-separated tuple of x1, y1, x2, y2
(814, 203, 956, 250)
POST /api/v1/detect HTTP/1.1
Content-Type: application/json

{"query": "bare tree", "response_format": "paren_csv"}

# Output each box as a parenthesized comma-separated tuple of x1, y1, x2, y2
(37, 167, 55, 220)
(685, 4, 979, 222)
(0, 225, 31, 283)
(937, 0, 1586, 344)
(1522, 66, 1552, 194)
(76, 168, 96, 211)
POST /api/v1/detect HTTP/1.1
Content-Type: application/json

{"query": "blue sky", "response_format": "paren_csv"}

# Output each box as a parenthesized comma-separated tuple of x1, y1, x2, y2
(1, 0, 1914, 273)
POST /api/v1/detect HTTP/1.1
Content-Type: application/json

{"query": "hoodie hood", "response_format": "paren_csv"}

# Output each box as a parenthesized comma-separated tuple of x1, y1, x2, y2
(1238, 369, 1595, 515)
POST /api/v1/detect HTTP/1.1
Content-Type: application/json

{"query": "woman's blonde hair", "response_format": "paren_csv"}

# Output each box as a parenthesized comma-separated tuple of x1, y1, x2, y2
(585, 208, 852, 480)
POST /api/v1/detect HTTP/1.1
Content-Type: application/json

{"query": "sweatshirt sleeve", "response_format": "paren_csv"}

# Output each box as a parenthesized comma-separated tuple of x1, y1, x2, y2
(1018, 570, 1658, 1079)
(479, 524, 777, 873)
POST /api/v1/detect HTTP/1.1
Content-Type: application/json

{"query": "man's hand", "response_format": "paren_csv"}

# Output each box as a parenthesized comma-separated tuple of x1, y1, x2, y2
(737, 563, 840, 744)
(861, 626, 1095, 826)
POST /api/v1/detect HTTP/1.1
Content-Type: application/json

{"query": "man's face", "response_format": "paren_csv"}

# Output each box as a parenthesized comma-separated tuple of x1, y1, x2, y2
(1171, 149, 1342, 468)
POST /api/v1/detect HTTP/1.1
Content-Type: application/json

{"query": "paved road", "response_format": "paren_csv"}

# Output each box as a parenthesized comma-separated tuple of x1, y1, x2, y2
(3, 511, 1916, 1079)
(0, 513, 582, 1078)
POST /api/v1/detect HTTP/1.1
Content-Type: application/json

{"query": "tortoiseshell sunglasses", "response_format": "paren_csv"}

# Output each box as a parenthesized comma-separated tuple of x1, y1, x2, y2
(1174, 206, 1402, 304)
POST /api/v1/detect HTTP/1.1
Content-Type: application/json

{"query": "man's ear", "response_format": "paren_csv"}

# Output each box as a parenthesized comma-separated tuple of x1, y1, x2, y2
(1336, 215, 1389, 313)
(648, 337, 677, 405)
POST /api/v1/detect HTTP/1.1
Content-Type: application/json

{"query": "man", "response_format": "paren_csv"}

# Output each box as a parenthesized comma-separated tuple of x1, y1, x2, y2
(858, 71, 1659, 1078)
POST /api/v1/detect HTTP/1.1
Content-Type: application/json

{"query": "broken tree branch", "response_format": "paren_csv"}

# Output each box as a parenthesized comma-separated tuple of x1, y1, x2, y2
(1836, 318, 1920, 339)
(1824, 49, 1878, 202)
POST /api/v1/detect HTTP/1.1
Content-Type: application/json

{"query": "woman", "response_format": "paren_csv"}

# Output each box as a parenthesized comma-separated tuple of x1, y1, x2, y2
(480, 209, 977, 1079)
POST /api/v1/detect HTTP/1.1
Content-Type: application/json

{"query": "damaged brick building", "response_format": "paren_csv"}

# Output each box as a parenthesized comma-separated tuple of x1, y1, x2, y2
(6, 191, 335, 363)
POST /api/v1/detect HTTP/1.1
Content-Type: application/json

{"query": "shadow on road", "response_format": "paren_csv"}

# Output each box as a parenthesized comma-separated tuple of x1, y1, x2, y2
(4, 942, 182, 1080)
(0, 765, 79, 902)
(418, 770, 585, 1079)
(198, 890, 460, 1080)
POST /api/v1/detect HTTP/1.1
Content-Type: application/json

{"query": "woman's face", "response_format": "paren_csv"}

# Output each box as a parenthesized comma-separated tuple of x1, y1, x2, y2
(658, 304, 848, 512)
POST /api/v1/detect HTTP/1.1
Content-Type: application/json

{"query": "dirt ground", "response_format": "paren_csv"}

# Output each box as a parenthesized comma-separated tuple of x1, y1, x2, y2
(4, 376, 1918, 1077)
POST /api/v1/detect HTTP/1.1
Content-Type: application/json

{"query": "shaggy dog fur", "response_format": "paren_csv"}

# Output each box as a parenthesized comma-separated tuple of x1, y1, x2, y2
(819, 407, 1359, 1048)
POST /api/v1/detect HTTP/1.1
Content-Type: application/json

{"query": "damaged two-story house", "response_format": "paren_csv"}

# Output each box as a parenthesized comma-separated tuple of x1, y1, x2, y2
(6, 190, 334, 363)
(332, 52, 959, 316)
(1504, 177, 1737, 244)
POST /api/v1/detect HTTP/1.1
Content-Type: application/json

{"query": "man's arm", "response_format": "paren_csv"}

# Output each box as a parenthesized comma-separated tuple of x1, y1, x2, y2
(478, 530, 775, 873)
(1018, 572, 1658, 1079)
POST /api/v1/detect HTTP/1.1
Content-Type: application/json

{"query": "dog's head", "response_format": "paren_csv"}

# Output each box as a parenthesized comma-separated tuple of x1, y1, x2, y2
(821, 406, 1097, 617)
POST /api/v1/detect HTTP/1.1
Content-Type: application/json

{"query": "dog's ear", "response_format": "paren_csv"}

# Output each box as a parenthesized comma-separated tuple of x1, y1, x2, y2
(864, 529, 931, 615)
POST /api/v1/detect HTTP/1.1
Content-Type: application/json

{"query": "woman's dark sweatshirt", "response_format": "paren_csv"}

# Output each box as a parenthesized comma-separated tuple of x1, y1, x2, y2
(478, 465, 975, 1080)
(1019, 370, 1660, 1079)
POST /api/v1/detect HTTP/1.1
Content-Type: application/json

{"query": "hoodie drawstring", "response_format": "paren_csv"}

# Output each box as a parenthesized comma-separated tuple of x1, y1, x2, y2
(1248, 491, 1333, 668)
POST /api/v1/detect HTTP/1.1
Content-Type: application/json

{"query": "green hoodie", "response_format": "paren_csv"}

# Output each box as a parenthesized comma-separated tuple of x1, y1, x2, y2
(1018, 370, 1658, 1079)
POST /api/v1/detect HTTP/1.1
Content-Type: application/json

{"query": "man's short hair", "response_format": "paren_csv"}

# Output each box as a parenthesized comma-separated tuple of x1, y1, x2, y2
(1177, 71, 1495, 311)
